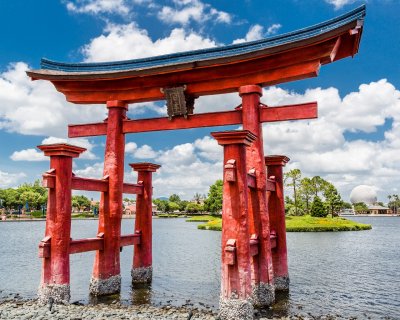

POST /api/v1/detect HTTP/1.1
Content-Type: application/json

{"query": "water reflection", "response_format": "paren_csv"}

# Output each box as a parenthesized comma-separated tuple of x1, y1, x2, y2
(131, 283, 152, 305)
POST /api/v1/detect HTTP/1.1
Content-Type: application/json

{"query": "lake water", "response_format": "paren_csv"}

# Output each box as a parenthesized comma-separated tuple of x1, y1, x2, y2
(0, 217, 399, 318)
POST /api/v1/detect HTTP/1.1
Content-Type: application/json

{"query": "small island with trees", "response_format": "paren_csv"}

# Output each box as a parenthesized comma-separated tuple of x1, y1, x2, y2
(191, 170, 372, 232)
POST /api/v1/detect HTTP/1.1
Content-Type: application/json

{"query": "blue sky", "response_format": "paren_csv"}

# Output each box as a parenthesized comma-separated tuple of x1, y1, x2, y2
(0, 0, 399, 202)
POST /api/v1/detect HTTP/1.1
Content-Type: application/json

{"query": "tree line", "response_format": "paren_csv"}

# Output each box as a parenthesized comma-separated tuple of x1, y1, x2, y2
(0, 180, 95, 214)
(284, 169, 345, 217)
(153, 180, 223, 214)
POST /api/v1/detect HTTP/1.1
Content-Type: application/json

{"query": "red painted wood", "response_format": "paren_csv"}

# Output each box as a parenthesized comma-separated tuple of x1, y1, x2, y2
(211, 130, 255, 301)
(69, 238, 104, 254)
(63, 60, 320, 104)
(122, 183, 143, 195)
(29, 36, 347, 104)
(120, 233, 141, 246)
(68, 103, 317, 138)
(260, 102, 317, 122)
(51, 39, 338, 94)
(265, 155, 290, 281)
(269, 231, 277, 250)
(130, 163, 160, 271)
(71, 177, 108, 192)
(240, 85, 274, 289)
(37, 144, 85, 287)
(69, 122, 107, 138)
(92, 102, 127, 282)
(247, 173, 256, 189)
(266, 178, 276, 192)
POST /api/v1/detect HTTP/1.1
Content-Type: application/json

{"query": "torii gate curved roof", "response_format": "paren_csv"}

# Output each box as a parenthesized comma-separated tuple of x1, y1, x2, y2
(27, 5, 365, 104)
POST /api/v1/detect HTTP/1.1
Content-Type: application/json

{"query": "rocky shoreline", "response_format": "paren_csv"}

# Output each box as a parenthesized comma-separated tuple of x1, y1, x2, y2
(0, 297, 218, 320)
(0, 296, 373, 320)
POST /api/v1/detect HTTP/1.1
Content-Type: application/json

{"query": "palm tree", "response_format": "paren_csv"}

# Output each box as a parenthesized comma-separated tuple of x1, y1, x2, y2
(284, 169, 302, 216)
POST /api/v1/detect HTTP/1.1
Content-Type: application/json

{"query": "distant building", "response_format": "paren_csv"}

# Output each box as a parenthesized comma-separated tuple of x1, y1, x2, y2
(349, 185, 390, 215)
(123, 201, 157, 215)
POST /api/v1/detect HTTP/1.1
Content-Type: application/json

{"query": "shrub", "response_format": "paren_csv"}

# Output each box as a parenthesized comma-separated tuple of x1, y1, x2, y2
(310, 196, 327, 217)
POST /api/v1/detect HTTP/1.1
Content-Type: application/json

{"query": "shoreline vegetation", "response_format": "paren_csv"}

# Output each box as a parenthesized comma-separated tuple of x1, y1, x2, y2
(189, 215, 372, 232)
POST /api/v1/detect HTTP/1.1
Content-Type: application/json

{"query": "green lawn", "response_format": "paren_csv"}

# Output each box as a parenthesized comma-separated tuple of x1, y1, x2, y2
(157, 214, 180, 218)
(195, 215, 371, 232)
(185, 215, 220, 222)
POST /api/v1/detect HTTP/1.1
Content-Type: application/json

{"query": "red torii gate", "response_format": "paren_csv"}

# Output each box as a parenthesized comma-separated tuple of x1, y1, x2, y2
(28, 6, 365, 319)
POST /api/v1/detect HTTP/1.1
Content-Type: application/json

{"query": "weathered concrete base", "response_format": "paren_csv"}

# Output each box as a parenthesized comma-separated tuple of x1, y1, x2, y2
(89, 275, 121, 296)
(274, 276, 290, 291)
(252, 282, 275, 307)
(131, 266, 152, 284)
(37, 284, 70, 305)
(219, 296, 254, 320)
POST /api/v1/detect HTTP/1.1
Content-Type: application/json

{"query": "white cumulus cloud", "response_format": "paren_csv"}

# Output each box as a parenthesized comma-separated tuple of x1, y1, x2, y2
(82, 23, 217, 62)
(65, 0, 130, 15)
(325, 0, 357, 10)
(233, 23, 282, 44)
(158, 0, 231, 25)
(0, 62, 107, 137)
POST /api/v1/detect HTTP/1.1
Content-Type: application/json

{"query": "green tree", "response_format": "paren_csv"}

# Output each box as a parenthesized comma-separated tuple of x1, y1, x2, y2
(168, 201, 180, 212)
(169, 194, 181, 204)
(353, 202, 368, 214)
(72, 195, 91, 211)
(0, 188, 20, 210)
(186, 202, 203, 213)
(20, 190, 42, 210)
(341, 202, 352, 209)
(204, 180, 223, 213)
(311, 176, 327, 197)
(153, 199, 169, 213)
(179, 200, 189, 212)
(284, 169, 302, 216)
(323, 183, 343, 217)
(310, 196, 327, 217)
(299, 177, 313, 215)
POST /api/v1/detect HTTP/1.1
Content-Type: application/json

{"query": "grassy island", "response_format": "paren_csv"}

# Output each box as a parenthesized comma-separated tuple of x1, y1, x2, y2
(192, 215, 371, 232)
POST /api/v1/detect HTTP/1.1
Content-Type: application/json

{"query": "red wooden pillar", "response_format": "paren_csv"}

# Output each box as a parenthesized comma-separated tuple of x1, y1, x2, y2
(211, 130, 255, 320)
(265, 155, 290, 290)
(240, 85, 275, 306)
(37, 143, 86, 304)
(90, 100, 127, 296)
(130, 162, 160, 283)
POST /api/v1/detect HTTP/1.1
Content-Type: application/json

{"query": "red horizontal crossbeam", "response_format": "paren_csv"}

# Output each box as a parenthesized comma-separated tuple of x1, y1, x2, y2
(120, 233, 141, 246)
(39, 233, 141, 257)
(69, 237, 104, 254)
(123, 183, 143, 195)
(72, 176, 108, 192)
(68, 102, 317, 138)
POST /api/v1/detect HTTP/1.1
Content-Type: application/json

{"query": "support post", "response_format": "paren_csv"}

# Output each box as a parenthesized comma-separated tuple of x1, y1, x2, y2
(239, 85, 275, 306)
(211, 130, 255, 320)
(265, 155, 290, 290)
(90, 100, 127, 296)
(37, 143, 86, 304)
(130, 162, 160, 283)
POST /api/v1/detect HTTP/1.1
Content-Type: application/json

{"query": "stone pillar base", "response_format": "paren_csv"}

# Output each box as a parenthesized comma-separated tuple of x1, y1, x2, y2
(274, 276, 290, 291)
(252, 282, 275, 307)
(131, 266, 152, 283)
(37, 284, 70, 305)
(219, 297, 254, 320)
(89, 275, 121, 296)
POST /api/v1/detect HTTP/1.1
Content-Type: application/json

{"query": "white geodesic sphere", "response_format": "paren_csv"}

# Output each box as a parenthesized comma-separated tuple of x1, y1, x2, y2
(349, 185, 377, 204)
